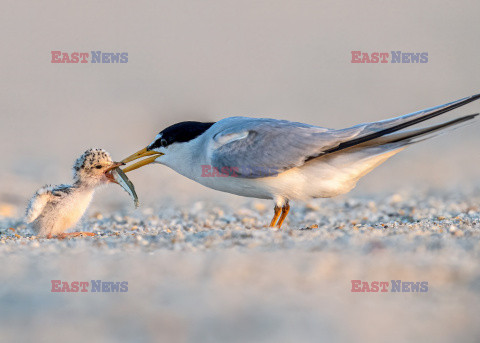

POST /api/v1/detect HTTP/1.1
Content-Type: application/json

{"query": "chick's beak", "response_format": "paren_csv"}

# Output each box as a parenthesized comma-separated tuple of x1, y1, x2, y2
(121, 147, 163, 173)
(104, 162, 125, 183)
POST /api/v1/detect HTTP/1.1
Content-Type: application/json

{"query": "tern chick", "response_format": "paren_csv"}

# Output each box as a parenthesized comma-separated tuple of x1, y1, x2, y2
(25, 149, 122, 238)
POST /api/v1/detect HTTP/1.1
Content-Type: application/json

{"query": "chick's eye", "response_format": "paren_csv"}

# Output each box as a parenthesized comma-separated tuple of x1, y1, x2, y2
(161, 138, 168, 147)
(95, 165, 103, 169)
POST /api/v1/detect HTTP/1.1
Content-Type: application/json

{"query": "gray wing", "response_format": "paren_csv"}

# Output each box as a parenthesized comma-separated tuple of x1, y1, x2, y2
(210, 94, 480, 178)
(210, 117, 365, 178)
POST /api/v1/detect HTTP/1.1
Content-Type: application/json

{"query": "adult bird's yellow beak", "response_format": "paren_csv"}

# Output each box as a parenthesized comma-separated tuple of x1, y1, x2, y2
(121, 147, 164, 173)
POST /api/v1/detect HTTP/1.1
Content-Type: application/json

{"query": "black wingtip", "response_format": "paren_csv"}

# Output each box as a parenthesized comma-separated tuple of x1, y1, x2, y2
(465, 112, 479, 119)
(385, 113, 479, 145)
(318, 94, 480, 156)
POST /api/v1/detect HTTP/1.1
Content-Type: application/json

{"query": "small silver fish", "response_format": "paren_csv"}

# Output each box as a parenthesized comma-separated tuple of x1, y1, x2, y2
(111, 167, 139, 208)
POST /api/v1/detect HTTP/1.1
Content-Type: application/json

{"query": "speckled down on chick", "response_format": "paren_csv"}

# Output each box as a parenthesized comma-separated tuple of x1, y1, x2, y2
(25, 149, 122, 238)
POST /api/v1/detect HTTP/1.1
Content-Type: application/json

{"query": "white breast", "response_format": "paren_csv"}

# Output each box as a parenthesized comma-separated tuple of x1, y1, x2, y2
(33, 189, 94, 237)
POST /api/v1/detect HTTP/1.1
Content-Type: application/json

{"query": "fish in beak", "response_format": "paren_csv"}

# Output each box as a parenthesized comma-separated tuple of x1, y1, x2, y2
(121, 147, 164, 173)
(104, 162, 126, 183)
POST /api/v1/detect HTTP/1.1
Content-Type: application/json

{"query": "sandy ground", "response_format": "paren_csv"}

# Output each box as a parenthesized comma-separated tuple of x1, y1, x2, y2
(1, 187, 479, 343)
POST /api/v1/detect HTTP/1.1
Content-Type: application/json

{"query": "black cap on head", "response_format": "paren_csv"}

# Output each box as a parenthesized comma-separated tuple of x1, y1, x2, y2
(148, 121, 215, 150)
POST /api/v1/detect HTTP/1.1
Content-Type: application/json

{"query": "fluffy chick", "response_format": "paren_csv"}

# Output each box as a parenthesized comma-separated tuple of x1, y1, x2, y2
(25, 149, 121, 238)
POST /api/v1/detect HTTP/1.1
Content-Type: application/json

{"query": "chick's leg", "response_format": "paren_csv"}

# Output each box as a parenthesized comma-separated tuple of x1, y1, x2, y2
(55, 232, 96, 239)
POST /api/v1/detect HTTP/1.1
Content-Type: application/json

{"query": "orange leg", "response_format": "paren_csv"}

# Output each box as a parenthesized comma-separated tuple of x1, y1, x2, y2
(55, 232, 96, 239)
(276, 203, 290, 228)
(269, 206, 282, 227)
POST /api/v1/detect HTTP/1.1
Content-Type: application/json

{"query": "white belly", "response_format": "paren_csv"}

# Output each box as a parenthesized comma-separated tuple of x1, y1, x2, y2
(35, 191, 94, 236)
(163, 147, 403, 202)
(165, 160, 353, 201)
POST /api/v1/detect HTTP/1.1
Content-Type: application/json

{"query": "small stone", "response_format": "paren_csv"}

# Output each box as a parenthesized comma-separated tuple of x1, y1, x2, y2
(305, 202, 320, 211)
(136, 235, 149, 245)
(241, 217, 256, 225)
(0, 203, 17, 217)
(389, 194, 403, 204)
(91, 212, 103, 220)
(173, 229, 185, 242)
(252, 202, 267, 212)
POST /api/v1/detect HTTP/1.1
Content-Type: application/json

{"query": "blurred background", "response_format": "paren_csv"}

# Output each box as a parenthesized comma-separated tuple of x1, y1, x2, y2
(0, 0, 479, 214)
(1, 1, 480, 342)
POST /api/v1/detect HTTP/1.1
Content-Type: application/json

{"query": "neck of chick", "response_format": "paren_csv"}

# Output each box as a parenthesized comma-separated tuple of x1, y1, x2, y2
(69, 181, 97, 213)
(65, 173, 103, 221)
(72, 170, 105, 193)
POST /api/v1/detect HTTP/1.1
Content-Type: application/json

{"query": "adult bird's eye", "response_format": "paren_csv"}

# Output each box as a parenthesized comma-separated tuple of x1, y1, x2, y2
(95, 165, 102, 169)
(161, 138, 168, 147)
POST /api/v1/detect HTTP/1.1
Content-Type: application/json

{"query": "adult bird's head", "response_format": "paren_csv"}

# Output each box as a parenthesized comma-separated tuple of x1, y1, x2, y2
(121, 121, 215, 173)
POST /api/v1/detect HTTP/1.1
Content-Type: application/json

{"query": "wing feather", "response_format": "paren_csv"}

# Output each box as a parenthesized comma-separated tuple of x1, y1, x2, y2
(210, 118, 364, 178)
(210, 94, 480, 178)
(24, 186, 55, 223)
